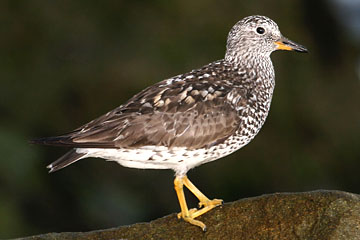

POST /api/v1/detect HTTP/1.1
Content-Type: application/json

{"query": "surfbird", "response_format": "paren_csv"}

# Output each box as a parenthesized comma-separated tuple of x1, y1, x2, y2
(31, 15, 307, 230)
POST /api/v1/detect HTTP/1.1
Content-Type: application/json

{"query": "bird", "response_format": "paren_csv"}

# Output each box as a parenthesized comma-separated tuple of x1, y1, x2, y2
(31, 15, 307, 231)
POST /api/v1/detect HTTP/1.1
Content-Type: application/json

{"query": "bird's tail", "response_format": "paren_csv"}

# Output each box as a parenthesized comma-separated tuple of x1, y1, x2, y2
(47, 149, 86, 173)
(29, 136, 74, 147)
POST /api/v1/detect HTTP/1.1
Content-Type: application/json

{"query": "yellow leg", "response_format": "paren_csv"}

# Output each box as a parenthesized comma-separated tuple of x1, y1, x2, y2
(174, 175, 223, 231)
(183, 176, 223, 210)
(174, 176, 207, 230)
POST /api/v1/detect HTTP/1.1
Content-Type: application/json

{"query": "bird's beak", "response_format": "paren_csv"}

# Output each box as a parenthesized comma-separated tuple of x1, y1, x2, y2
(275, 36, 308, 53)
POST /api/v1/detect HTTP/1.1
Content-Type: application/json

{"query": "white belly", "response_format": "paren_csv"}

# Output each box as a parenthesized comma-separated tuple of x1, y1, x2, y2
(75, 133, 253, 176)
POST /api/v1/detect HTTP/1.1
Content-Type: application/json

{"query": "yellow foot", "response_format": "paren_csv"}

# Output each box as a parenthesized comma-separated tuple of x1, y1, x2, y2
(176, 199, 223, 231)
(177, 208, 207, 231)
(174, 175, 223, 231)
(198, 198, 223, 208)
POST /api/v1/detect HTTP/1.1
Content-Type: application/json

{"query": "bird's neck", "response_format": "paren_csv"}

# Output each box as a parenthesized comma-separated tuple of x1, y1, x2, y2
(225, 50, 275, 82)
(224, 50, 276, 115)
(225, 48, 270, 64)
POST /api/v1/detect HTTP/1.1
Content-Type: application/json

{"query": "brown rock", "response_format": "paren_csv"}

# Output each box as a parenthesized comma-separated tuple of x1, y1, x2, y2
(18, 190, 360, 240)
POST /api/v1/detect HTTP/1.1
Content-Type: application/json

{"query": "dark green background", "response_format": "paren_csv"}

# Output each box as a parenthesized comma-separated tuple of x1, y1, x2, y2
(1, 0, 359, 238)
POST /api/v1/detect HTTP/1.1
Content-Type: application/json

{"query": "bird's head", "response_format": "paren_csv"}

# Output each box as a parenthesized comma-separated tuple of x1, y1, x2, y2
(225, 15, 307, 62)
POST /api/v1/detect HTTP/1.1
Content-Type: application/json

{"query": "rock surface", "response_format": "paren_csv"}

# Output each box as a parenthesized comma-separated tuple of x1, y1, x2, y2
(18, 190, 360, 240)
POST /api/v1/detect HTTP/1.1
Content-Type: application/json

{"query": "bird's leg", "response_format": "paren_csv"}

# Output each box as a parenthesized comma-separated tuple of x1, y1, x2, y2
(182, 175, 223, 211)
(174, 175, 223, 231)
(174, 176, 207, 231)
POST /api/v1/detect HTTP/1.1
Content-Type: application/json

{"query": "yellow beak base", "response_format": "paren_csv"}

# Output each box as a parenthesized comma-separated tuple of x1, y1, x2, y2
(275, 41, 294, 51)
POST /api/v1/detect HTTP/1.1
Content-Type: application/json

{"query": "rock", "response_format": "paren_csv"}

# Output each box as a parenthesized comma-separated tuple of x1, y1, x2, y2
(17, 190, 360, 240)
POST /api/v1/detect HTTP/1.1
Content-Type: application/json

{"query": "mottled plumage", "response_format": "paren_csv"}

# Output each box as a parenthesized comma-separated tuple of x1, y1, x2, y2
(31, 15, 307, 230)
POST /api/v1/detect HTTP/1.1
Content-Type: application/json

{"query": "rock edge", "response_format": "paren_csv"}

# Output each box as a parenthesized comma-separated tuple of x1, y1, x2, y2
(17, 190, 360, 240)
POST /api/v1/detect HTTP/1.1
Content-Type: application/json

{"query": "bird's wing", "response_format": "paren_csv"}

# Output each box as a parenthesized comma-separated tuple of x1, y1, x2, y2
(32, 74, 248, 150)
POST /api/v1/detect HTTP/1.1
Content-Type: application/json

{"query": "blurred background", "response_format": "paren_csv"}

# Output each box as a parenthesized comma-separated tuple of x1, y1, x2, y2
(1, 0, 359, 238)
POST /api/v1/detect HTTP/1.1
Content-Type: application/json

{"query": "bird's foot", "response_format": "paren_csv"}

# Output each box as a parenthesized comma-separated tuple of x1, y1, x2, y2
(177, 208, 207, 231)
(176, 199, 222, 231)
(198, 198, 223, 209)
(174, 176, 223, 231)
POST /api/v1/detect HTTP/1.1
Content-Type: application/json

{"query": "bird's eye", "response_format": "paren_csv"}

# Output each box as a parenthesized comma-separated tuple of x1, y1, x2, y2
(256, 27, 265, 34)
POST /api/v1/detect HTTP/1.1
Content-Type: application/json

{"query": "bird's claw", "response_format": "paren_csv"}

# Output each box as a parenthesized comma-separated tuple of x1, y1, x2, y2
(198, 198, 223, 208)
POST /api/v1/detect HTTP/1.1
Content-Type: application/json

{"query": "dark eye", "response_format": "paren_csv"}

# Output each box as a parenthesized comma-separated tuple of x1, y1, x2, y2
(256, 27, 265, 34)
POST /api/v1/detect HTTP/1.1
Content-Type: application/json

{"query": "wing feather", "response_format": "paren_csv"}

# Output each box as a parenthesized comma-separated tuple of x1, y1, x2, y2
(32, 61, 251, 150)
